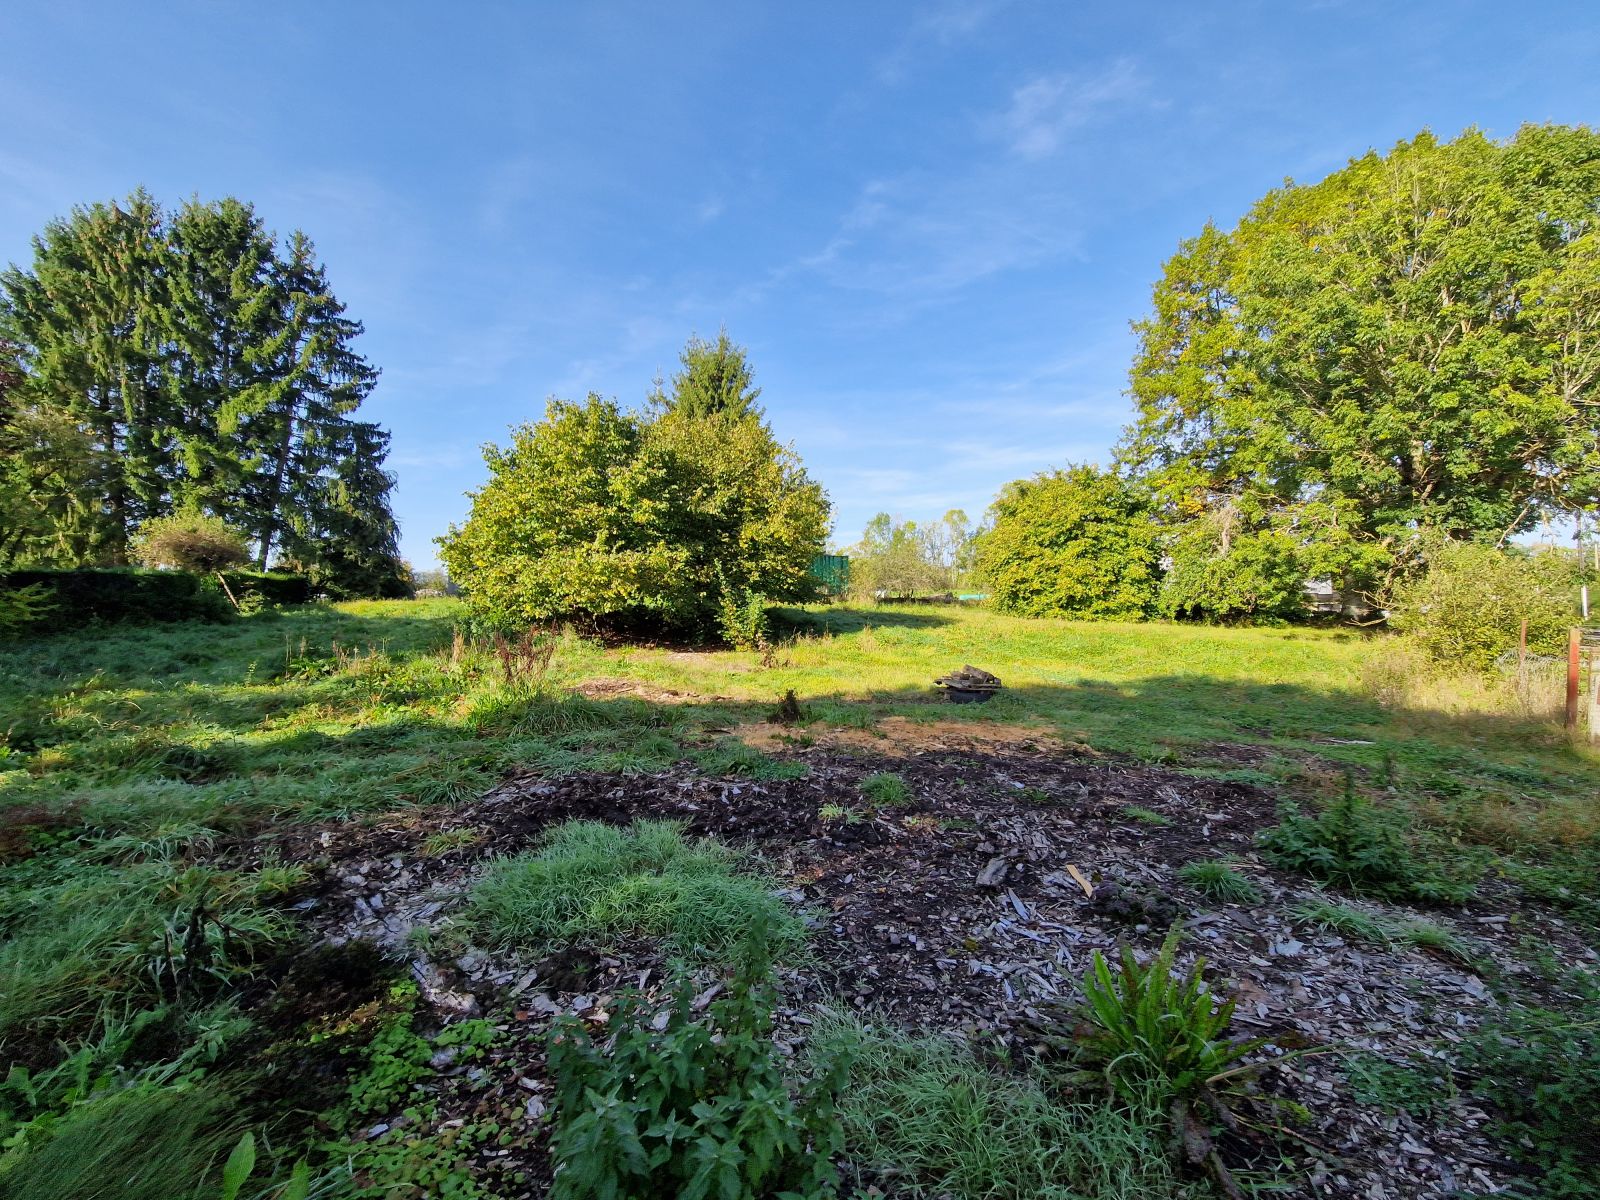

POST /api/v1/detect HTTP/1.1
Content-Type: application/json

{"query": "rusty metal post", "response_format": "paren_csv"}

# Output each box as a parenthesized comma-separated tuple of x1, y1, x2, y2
(1567, 627, 1582, 730)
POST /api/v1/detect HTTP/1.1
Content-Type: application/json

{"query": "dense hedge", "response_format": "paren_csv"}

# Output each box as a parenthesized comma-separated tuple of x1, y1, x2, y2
(224, 571, 313, 607)
(0, 568, 311, 635)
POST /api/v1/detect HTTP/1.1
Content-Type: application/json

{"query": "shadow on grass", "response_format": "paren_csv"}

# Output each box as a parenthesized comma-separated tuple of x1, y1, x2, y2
(773, 606, 955, 634)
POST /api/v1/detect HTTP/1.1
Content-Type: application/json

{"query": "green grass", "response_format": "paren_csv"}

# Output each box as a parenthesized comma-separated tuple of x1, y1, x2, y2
(812, 1015, 1205, 1200)
(860, 770, 913, 807)
(465, 819, 804, 958)
(1176, 860, 1263, 905)
(0, 1083, 245, 1200)
(2, 598, 1598, 1196)
(1289, 897, 1477, 962)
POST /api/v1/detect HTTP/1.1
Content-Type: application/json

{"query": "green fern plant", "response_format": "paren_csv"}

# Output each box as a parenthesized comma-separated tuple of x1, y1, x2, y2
(1077, 927, 1265, 1107)
(1073, 928, 1272, 1193)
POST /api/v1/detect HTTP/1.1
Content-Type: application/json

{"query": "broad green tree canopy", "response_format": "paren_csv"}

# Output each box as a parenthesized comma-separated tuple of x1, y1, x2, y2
(440, 342, 829, 636)
(1121, 124, 1600, 594)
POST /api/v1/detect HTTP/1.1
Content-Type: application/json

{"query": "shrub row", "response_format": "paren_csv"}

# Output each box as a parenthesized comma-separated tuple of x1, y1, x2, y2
(0, 568, 311, 635)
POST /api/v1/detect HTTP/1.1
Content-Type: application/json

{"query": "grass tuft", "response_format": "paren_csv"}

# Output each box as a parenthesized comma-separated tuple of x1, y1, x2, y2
(1177, 860, 1263, 905)
(465, 819, 804, 958)
(860, 771, 913, 807)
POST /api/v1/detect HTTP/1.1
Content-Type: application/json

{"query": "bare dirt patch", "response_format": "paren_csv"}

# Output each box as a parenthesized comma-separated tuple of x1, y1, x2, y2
(568, 677, 723, 704)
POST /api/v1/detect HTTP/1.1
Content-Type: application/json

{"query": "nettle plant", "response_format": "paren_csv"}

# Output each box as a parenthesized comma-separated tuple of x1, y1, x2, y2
(545, 924, 848, 1200)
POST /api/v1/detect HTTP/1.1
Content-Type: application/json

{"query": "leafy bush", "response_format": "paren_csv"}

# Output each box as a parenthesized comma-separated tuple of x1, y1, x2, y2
(715, 567, 772, 650)
(1259, 785, 1475, 903)
(438, 340, 828, 638)
(1158, 523, 1308, 623)
(1461, 969, 1600, 1198)
(976, 466, 1160, 620)
(1176, 860, 1262, 905)
(812, 1016, 1202, 1200)
(1392, 539, 1578, 671)
(466, 820, 804, 958)
(546, 928, 847, 1200)
(132, 513, 251, 574)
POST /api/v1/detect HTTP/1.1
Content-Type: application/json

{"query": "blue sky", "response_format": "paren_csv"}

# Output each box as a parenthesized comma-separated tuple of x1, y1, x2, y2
(4, 2, 1599, 568)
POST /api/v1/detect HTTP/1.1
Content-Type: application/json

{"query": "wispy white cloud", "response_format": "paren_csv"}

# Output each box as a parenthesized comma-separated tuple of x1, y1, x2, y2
(876, 0, 1012, 84)
(991, 59, 1147, 159)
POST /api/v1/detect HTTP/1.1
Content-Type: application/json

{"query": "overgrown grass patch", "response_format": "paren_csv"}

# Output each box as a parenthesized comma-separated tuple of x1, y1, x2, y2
(0, 1082, 246, 1200)
(812, 1015, 1204, 1200)
(465, 819, 804, 958)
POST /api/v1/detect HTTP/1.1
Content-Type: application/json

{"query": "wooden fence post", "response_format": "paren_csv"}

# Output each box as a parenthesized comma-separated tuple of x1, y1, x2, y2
(1566, 627, 1581, 731)
(1590, 645, 1600, 745)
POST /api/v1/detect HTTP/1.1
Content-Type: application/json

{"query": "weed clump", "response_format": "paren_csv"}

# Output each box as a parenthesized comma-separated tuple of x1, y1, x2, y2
(813, 1016, 1203, 1199)
(466, 820, 804, 959)
(1459, 969, 1600, 1198)
(547, 927, 844, 1200)
(1258, 782, 1474, 903)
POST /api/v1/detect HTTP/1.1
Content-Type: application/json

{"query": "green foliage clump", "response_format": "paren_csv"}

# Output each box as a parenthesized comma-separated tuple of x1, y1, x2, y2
(813, 1016, 1201, 1200)
(1259, 785, 1475, 903)
(438, 336, 828, 639)
(466, 820, 804, 958)
(977, 465, 1160, 620)
(1075, 928, 1264, 1109)
(1122, 125, 1600, 592)
(860, 771, 913, 807)
(715, 567, 773, 650)
(317, 980, 500, 1200)
(546, 929, 846, 1200)
(1460, 969, 1600, 1198)
(1072, 929, 1268, 1191)
(0, 581, 54, 637)
(0, 1083, 244, 1200)
(1158, 521, 1309, 623)
(1341, 1051, 1456, 1118)
(1391, 539, 1578, 671)
(1176, 860, 1263, 905)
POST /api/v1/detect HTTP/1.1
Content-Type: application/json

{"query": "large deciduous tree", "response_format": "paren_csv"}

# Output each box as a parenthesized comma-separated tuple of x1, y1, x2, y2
(439, 337, 829, 637)
(1120, 124, 1600, 602)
